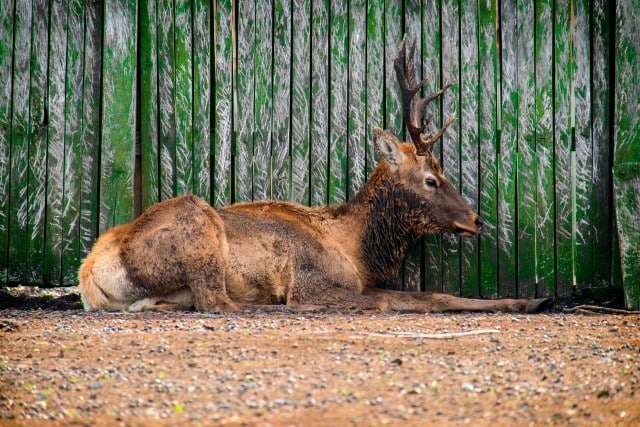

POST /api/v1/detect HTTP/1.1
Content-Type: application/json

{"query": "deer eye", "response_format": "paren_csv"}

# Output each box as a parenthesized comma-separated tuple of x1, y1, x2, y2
(425, 177, 438, 189)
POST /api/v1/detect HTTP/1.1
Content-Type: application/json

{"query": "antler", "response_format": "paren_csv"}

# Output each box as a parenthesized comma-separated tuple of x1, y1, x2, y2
(393, 35, 456, 156)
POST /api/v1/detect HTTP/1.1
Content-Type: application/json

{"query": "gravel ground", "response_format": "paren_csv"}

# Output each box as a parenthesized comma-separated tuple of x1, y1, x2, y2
(0, 287, 639, 426)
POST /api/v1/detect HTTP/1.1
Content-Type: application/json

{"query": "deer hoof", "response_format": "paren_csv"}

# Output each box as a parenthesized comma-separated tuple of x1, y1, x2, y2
(526, 298, 554, 313)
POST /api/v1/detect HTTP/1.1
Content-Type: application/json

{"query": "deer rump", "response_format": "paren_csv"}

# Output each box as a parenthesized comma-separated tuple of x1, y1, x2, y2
(78, 37, 552, 314)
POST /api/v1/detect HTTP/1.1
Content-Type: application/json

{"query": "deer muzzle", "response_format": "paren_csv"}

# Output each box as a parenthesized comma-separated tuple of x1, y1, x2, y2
(452, 215, 483, 238)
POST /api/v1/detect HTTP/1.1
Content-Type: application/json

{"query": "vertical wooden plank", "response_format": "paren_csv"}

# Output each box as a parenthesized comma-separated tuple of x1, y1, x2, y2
(422, 0, 443, 293)
(27, 0, 50, 284)
(365, 0, 384, 176)
(79, 0, 103, 261)
(235, 0, 255, 203)
(590, 0, 612, 287)
(516, 0, 536, 298)
(365, 0, 384, 179)
(213, 0, 233, 205)
(477, 0, 498, 298)
(535, 0, 555, 297)
(459, 0, 480, 297)
(253, 0, 273, 201)
(554, 0, 574, 298)
(383, 0, 405, 291)
(45, 0, 67, 284)
(614, 0, 640, 310)
(272, 0, 292, 201)
(158, 0, 176, 201)
(347, 0, 366, 202)
(310, 0, 328, 205)
(384, 0, 402, 135)
(7, 0, 31, 284)
(328, 0, 347, 204)
(192, 0, 211, 202)
(441, 0, 461, 296)
(140, 0, 160, 208)
(401, 0, 425, 293)
(0, 0, 13, 284)
(384, 0, 404, 135)
(290, 0, 310, 205)
(100, 1, 136, 232)
(174, 0, 193, 197)
(7, 0, 30, 283)
(498, 0, 518, 298)
(61, 0, 86, 285)
(572, 0, 593, 290)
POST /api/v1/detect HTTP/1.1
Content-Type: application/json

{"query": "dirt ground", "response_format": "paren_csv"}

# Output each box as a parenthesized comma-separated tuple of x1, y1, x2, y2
(0, 287, 639, 426)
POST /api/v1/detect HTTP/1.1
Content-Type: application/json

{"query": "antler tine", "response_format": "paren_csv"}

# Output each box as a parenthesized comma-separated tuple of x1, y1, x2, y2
(394, 37, 425, 148)
(420, 112, 456, 148)
(394, 35, 456, 156)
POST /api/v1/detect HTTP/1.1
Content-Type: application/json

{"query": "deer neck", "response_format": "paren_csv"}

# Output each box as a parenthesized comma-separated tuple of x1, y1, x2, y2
(343, 169, 416, 285)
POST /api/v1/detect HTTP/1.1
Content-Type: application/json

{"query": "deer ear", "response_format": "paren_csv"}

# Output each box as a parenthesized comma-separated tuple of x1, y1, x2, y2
(373, 127, 404, 171)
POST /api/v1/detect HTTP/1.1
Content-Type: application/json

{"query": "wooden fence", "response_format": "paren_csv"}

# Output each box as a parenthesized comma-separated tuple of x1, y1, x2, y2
(0, 0, 638, 308)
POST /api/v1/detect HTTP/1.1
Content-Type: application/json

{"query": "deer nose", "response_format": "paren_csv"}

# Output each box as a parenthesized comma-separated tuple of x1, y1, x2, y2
(475, 217, 484, 231)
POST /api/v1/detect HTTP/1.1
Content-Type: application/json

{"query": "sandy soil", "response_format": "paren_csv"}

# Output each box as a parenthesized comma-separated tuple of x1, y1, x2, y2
(0, 288, 638, 426)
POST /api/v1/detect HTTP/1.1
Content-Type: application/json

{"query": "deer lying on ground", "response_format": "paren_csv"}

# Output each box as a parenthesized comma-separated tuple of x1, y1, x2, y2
(79, 37, 552, 313)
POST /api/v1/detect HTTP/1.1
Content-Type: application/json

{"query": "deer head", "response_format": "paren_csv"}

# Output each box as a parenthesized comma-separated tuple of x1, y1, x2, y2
(371, 36, 482, 238)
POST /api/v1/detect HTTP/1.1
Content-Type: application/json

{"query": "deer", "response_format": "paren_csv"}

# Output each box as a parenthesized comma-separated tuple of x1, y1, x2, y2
(78, 36, 552, 314)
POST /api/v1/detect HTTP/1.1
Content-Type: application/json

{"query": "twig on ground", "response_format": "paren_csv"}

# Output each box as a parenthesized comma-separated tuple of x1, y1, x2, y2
(563, 305, 640, 315)
(356, 329, 501, 340)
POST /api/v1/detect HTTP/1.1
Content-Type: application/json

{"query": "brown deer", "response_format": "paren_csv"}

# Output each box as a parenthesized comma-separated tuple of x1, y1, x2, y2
(78, 37, 552, 313)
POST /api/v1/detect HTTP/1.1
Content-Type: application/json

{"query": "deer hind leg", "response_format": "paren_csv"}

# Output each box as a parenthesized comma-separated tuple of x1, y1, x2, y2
(127, 287, 195, 312)
(363, 289, 553, 313)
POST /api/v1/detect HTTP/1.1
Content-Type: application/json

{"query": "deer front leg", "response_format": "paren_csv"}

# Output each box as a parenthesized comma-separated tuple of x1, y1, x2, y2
(363, 288, 553, 313)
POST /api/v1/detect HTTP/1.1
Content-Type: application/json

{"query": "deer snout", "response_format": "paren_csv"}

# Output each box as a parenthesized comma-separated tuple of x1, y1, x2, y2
(452, 213, 482, 237)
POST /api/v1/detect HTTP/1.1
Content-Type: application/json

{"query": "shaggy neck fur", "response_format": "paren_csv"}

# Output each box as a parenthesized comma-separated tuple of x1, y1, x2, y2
(339, 165, 423, 286)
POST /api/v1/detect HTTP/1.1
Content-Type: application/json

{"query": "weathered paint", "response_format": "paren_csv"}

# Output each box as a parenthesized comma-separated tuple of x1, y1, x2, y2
(329, 0, 347, 204)
(99, 1, 136, 231)
(7, 0, 31, 284)
(252, 0, 273, 201)
(498, 0, 518, 298)
(234, 0, 255, 203)
(140, 0, 160, 209)
(554, 0, 574, 297)
(79, 0, 103, 266)
(614, 0, 640, 310)
(591, 0, 612, 288)
(460, 0, 480, 297)
(290, 0, 311, 205)
(572, 0, 593, 291)
(28, 0, 51, 284)
(310, 0, 329, 205)
(535, 0, 556, 298)
(365, 0, 383, 178)
(347, 0, 366, 200)
(45, 0, 67, 284)
(157, 0, 176, 201)
(192, 0, 211, 202)
(478, 0, 498, 298)
(422, 0, 443, 293)
(516, 0, 536, 299)
(174, 0, 194, 198)
(272, 0, 292, 201)
(441, 0, 461, 296)
(401, 0, 425, 292)
(61, 0, 86, 285)
(213, 0, 233, 205)
(0, 0, 13, 284)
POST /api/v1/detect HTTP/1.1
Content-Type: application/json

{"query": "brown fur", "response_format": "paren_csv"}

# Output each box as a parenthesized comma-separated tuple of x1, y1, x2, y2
(79, 134, 551, 313)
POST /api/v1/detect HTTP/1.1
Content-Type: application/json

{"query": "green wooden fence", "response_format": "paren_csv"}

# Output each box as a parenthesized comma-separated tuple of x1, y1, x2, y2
(0, 0, 638, 308)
